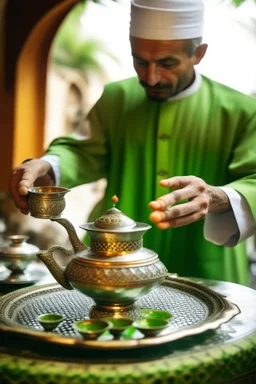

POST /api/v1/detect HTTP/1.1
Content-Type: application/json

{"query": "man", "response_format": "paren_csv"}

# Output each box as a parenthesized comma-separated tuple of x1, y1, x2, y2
(9, 0, 256, 285)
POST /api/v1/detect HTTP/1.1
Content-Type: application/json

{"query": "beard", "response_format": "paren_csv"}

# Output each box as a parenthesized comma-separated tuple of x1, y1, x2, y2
(139, 80, 175, 102)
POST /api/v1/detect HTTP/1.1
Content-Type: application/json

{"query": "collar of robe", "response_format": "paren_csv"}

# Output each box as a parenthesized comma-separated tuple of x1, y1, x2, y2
(167, 71, 202, 103)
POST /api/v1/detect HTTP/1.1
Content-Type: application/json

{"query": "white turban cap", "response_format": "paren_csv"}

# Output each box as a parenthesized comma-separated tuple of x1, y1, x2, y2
(130, 0, 204, 40)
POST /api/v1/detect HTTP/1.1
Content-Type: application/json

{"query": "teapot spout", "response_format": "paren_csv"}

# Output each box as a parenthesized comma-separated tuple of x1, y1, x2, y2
(51, 217, 87, 253)
(37, 246, 73, 290)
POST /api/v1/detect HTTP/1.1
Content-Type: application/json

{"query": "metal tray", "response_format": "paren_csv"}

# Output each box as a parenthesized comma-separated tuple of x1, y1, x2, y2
(0, 275, 240, 350)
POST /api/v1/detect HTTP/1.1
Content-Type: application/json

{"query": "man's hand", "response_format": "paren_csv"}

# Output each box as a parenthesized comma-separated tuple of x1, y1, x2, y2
(149, 176, 231, 229)
(9, 159, 55, 215)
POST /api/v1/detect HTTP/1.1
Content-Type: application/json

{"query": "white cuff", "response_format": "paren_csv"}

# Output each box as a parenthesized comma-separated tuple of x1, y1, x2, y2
(204, 187, 256, 247)
(41, 155, 61, 186)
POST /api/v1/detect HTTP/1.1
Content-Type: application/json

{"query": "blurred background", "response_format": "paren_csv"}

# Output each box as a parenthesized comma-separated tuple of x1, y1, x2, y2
(0, 0, 255, 287)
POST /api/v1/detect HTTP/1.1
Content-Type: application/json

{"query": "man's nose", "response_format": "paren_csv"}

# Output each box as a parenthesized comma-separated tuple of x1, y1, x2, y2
(146, 63, 159, 86)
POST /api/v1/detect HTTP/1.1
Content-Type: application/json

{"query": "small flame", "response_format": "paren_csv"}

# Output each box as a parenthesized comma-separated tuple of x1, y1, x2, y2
(111, 195, 119, 206)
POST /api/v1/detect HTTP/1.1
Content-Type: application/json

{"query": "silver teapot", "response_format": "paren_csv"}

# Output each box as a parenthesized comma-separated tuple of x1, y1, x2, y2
(0, 235, 40, 283)
(29, 188, 168, 319)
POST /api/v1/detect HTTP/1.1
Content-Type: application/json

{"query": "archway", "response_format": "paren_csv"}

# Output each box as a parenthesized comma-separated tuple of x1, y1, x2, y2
(0, 0, 79, 193)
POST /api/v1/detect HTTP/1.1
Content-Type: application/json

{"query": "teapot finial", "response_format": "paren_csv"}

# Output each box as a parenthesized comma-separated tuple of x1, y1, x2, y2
(111, 195, 119, 207)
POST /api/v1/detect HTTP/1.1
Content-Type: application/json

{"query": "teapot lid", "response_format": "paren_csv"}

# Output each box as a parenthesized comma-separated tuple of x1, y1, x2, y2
(81, 196, 150, 233)
(94, 195, 136, 230)
(0, 235, 40, 256)
(94, 207, 136, 230)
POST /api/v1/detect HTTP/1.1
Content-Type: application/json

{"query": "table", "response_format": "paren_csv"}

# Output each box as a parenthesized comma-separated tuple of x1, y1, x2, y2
(0, 276, 256, 384)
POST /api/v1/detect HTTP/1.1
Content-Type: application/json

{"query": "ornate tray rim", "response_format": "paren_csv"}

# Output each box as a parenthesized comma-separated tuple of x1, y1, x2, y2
(0, 275, 240, 350)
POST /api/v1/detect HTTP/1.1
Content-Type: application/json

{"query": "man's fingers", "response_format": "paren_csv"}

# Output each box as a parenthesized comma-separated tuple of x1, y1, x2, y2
(9, 169, 25, 205)
(9, 167, 34, 210)
(18, 167, 39, 189)
(153, 210, 207, 229)
(9, 159, 53, 215)
(150, 201, 206, 223)
(149, 210, 165, 223)
(149, 188, 193, 210)
(149, 176, 210, 229)
(149, 176, 207, 210)
(20, 208, 29, 215)
(159, 176, 203, 189)
(19, 186, 29, 196)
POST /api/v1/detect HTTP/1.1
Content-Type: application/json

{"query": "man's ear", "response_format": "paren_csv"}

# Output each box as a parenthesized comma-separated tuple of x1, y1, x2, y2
(194, 43, 208, 65)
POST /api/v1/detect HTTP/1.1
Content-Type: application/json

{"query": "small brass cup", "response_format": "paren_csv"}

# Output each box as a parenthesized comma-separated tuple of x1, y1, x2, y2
(28, 186, 70, 219)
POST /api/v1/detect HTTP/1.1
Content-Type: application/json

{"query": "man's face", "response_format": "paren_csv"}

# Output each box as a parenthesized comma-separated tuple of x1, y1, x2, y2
(130, 37, 206, 101)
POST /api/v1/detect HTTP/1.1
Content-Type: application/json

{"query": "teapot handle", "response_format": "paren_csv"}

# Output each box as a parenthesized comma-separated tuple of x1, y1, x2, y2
(37, 246, 74, 290)
(47, 245, 74, 258)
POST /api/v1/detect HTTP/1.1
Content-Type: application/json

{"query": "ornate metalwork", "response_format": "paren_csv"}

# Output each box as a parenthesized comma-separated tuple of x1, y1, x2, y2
(90, 239, 142, 253)
(28, 186, 70, 218)
(0, 276, 240, 350)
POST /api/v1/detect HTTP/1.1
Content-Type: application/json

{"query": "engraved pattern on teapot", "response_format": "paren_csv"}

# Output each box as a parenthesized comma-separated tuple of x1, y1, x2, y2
(90, 239, 142, 253)
(65, 261, 166, 284)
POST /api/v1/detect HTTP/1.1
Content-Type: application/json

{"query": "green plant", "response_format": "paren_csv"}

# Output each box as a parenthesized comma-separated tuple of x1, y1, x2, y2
(231, 0, 256, 6)
(51, 2, 119, 80)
